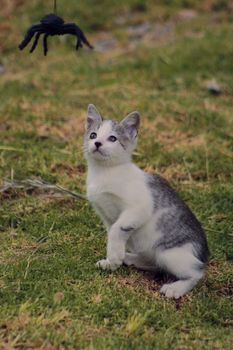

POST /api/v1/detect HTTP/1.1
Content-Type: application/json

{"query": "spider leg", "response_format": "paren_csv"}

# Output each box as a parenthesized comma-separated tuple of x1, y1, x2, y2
(63, 24, 93, 50)
(43, 34, 49, 56)
(30, 32, 41, 53)
(19, 25, 43, 50)
(76, 27, 93, 49)
(76, 36, 83, 50)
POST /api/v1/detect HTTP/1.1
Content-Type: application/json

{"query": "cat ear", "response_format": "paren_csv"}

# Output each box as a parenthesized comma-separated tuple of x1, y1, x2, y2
(86, 104, 102, 130)
(120, 111, 140, 139)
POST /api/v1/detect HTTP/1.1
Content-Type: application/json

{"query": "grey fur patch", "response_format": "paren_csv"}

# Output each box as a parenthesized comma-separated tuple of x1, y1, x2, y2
(103, 120, 136, 149)
(112, 122, 130, 139)
(146, 174, 209, 264)
(86, 104, 102, 130)
(120, 111, 140, 139)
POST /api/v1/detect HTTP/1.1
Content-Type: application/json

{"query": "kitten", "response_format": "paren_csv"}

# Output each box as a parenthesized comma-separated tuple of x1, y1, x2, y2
(84, 104, 209, 299)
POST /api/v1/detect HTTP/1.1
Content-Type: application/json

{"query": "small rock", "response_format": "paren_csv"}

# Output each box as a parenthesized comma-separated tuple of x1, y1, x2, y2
(229, 3, 233, 11)
(206, 79, 221, 95)
(154, 22, 173, 38)
(128, 22, 151, 38)
(0, 64, 5, 74)
(115, 14, 129, 25)
(95, 38, 118, 52)
(178, 9, 198, 20)
(0, 122, 10, 131)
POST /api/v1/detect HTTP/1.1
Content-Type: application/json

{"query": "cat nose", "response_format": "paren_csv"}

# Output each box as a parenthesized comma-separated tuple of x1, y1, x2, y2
(95, 141, 102, 149)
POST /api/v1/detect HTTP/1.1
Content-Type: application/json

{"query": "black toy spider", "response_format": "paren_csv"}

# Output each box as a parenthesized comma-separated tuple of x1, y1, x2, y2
(19, 13, 93, 56)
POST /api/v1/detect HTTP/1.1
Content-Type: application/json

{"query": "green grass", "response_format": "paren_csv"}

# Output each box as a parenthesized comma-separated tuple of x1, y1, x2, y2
(0, 0, 233, 349)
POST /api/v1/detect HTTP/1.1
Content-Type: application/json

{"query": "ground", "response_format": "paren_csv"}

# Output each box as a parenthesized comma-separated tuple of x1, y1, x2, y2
(0, 0, 233, 349)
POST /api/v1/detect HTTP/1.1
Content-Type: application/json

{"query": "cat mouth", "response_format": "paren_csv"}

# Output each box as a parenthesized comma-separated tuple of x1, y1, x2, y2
(93, 148, 104, 156)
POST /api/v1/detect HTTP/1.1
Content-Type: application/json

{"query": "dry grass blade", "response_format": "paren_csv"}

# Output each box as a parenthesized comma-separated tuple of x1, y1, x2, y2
(0, 178, 87, 200)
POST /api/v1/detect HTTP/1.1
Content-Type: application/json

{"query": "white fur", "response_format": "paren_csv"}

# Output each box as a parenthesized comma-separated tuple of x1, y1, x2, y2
(157, 244, 205, 298)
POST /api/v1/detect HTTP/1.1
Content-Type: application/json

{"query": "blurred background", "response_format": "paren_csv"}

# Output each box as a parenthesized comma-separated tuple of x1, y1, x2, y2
(1, 0, 232, 182)
(0, 1, 233, 349)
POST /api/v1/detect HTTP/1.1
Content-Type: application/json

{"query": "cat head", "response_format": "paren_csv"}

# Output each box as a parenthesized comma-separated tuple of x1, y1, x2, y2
(84, 104, 140, 166)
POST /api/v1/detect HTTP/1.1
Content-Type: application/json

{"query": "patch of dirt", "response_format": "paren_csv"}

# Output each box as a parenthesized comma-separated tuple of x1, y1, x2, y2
(115, 270, 171, 295)
(51, 163, 86, 178)
(0, 64, 6, 74)
(145, 165, 209, 185)
(0, 338, 58, 350)
(128, 22, 152, 39)
(157, 130, 206, 151)
(93, 7, 233, 61)
(0, 188, 27, 201)
(91, 18, 175, 58)
(94, 32, 119, 52)
(19, 100, 53, 117)
(158, 164, 188, 182)
(143, 114, 178, 133)
(143, 116, 206, 152)
(207, 260, 233, 294)
(1, 101, 85, 141)
(11, 239, 44, 255)
(222, 319, 233, 328)
(34, 115, 84, 141)
(1, 0, 25, 17)
(177, 9, 198, 20)
(0, 0, 26, 53)
(127, 21, 175, 51)
(83, 325, 108, 338)
(215, 285, 233, 297)
(2, 309, 71, 333)
(0, 121, 11, 132)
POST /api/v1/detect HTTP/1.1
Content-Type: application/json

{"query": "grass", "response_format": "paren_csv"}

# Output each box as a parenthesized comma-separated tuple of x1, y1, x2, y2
(0, 0, 233, 349)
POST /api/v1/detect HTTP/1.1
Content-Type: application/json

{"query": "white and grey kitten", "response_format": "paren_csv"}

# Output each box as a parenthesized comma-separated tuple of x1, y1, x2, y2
(84, 104, 208, 299)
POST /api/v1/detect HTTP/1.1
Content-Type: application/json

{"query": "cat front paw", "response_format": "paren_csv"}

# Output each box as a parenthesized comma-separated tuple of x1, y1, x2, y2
(96, 258, 120, 271)
(160, 281, 188, 299)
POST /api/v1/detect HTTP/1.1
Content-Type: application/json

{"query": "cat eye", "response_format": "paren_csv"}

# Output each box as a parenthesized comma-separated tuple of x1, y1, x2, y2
(90, 132, 97, 139)
(108, 135, 117, 142)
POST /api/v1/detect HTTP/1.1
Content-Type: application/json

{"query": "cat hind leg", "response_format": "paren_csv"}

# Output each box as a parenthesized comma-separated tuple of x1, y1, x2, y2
(157, 244, 206, 299)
